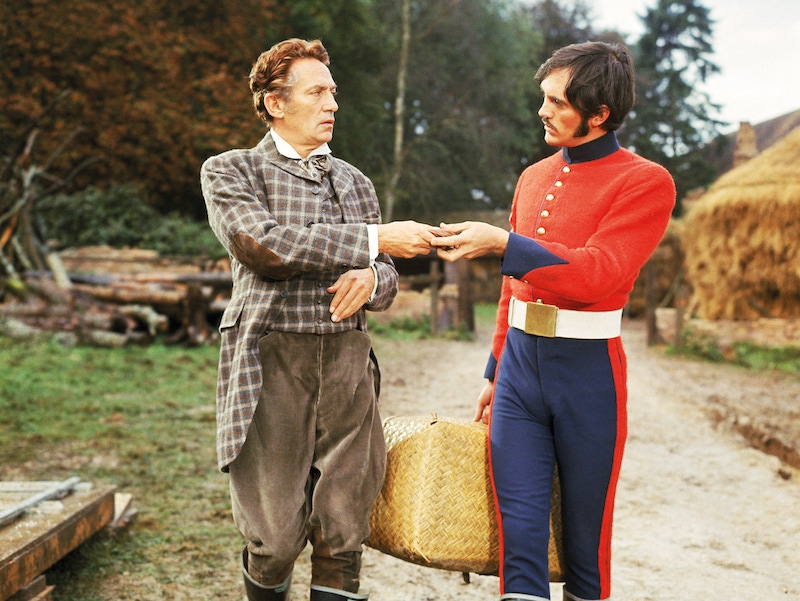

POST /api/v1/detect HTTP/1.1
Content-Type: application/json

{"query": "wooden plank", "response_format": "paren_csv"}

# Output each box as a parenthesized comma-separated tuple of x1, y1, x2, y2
(108, 493, 137, 531)
(6, 575, 54, 601)
(0, 478, 81, 528)
(0, 484, 62, 494)
(0, 484, 116, 601)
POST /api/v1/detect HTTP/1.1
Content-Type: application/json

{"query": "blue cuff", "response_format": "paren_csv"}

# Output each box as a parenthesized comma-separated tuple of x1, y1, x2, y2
(483, 353, 498, 380)
(500, 232, 568, 279)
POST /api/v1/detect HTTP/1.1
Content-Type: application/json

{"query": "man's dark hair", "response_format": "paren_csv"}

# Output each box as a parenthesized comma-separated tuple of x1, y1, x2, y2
(535, 42, 635, 131)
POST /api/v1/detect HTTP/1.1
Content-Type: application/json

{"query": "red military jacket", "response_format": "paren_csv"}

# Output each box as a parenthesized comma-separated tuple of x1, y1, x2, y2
(485, 132, 676, 378)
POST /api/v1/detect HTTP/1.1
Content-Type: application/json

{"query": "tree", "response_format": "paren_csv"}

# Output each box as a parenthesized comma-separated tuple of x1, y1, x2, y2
(354, 0, 544, 220)
(526, 0, 594, 59)
(0, 0, 281, 219)
(622, 0, 725, 210)
(383, 0, 411, 223)
(519, 0, 614, 167)
(1, 0, 610, 228)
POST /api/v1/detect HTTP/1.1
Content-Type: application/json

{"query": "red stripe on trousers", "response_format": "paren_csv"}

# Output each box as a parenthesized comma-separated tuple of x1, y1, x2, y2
(598, 336, 628, 599)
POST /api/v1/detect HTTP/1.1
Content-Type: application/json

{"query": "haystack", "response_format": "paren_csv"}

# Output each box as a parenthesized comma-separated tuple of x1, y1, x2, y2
(682, 125, 800, 320)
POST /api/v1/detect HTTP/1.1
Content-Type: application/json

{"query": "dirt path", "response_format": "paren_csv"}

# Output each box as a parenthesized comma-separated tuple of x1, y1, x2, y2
(613, 322, 800, 599)
(281, 318, 800, 600)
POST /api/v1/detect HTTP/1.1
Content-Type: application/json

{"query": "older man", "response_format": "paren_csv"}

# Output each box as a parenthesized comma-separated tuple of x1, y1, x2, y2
(201, 38, 435, 601)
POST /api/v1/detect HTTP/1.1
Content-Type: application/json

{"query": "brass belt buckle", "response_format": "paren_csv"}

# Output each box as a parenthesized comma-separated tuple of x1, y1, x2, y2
(525, 300, 558, 337)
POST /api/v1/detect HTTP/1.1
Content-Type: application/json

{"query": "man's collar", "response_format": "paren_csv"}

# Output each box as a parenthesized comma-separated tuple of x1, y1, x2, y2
(561, 130, 619, 164)
(269, 129, 331, 159)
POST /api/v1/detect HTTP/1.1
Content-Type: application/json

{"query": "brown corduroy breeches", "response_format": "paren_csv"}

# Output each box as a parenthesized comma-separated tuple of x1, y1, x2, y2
(228, 329, 385, 593)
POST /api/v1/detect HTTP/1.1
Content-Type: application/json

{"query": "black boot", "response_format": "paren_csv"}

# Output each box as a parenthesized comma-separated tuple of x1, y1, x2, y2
(309, 584, 369, 600)
(242, 548, 292, 601)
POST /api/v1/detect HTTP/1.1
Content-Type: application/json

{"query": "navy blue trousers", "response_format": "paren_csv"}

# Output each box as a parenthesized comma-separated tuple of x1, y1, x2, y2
(490, 327, 627, 600)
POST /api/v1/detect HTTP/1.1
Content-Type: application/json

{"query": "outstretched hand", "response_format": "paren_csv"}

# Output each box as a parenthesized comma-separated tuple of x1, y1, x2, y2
(377, 221, 440, 258)
(430, 221, 510, 261)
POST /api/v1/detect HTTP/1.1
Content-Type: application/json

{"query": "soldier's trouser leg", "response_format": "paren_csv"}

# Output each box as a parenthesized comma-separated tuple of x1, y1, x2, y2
(490, 329, 627, 600)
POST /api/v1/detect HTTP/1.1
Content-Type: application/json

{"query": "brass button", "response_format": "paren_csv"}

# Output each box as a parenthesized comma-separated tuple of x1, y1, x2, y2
(562, 166, 571, 173)
(537, 227, 546, 235)
(545, 193, 555, 201)
(541, 210, 550, 218)
(555, 181, 563, 187)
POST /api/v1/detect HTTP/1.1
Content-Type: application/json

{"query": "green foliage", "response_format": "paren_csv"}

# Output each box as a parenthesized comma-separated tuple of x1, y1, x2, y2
(621, 0, 725, 212)
(142, 213, 227, 259)
(2, 0, 727, 224)
(668, 328, 800, 374)
(732, 343, 800, 374)
(668, 326, 726, 362)
(37, 185, 226, 258)
(367, 314, 433, 340)
(38, 185, 158, 249)
(0, 336, 238, 600)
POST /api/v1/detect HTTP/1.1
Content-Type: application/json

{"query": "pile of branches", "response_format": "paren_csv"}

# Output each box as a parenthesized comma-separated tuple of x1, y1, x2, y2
(0, 91, 100, 293)
(1, 91, 228, 346)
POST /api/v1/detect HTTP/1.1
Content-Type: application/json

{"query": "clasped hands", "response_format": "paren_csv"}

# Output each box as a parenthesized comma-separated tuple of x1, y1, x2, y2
(377, 219, 509, 261)
(328, 219, 509, 324)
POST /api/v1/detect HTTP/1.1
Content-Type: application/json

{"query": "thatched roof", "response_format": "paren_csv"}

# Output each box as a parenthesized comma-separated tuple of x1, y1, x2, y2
(702, 108, 800, 175)
(682, 125, 800, 320)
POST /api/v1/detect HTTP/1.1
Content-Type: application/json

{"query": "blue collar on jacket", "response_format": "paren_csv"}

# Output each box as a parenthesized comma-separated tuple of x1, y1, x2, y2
(561, 130, 620, 164)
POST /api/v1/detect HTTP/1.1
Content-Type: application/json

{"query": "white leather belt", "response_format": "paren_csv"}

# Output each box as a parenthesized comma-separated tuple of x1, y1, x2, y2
(508, 297, 622, 339)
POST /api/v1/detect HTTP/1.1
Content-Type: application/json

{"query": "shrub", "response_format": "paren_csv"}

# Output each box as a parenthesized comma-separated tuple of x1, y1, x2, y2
(37, 185, 225, 258)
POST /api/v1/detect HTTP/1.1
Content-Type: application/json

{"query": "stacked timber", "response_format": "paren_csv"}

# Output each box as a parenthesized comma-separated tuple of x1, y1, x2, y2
(0, 247, 231, 346)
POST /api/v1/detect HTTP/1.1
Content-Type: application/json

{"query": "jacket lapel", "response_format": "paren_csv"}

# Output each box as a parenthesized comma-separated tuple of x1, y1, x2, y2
(257, 134, 317, 182)
(329, 160, 355, 200)
(255, 134, 368, 224)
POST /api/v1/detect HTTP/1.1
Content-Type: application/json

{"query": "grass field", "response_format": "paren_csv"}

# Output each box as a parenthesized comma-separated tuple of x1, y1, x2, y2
(0, 310, 489, 600)
(0, 337, 239, 600)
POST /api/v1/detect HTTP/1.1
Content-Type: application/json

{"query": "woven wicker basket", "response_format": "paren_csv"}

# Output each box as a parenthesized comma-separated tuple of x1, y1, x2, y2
(367, 414, 564, 580)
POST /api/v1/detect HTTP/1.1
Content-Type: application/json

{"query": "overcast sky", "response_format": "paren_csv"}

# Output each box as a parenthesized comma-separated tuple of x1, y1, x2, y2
(583, 0, 800, 133)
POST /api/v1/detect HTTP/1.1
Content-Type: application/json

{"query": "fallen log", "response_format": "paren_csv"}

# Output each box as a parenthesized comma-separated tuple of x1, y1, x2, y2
(72, 282, 187, 306)
(25, 269, 232, 288)
(7, 266, 231, 346)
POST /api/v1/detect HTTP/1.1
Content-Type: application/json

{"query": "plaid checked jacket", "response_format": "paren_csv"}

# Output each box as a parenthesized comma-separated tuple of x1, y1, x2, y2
(201, 133, 398, 471)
